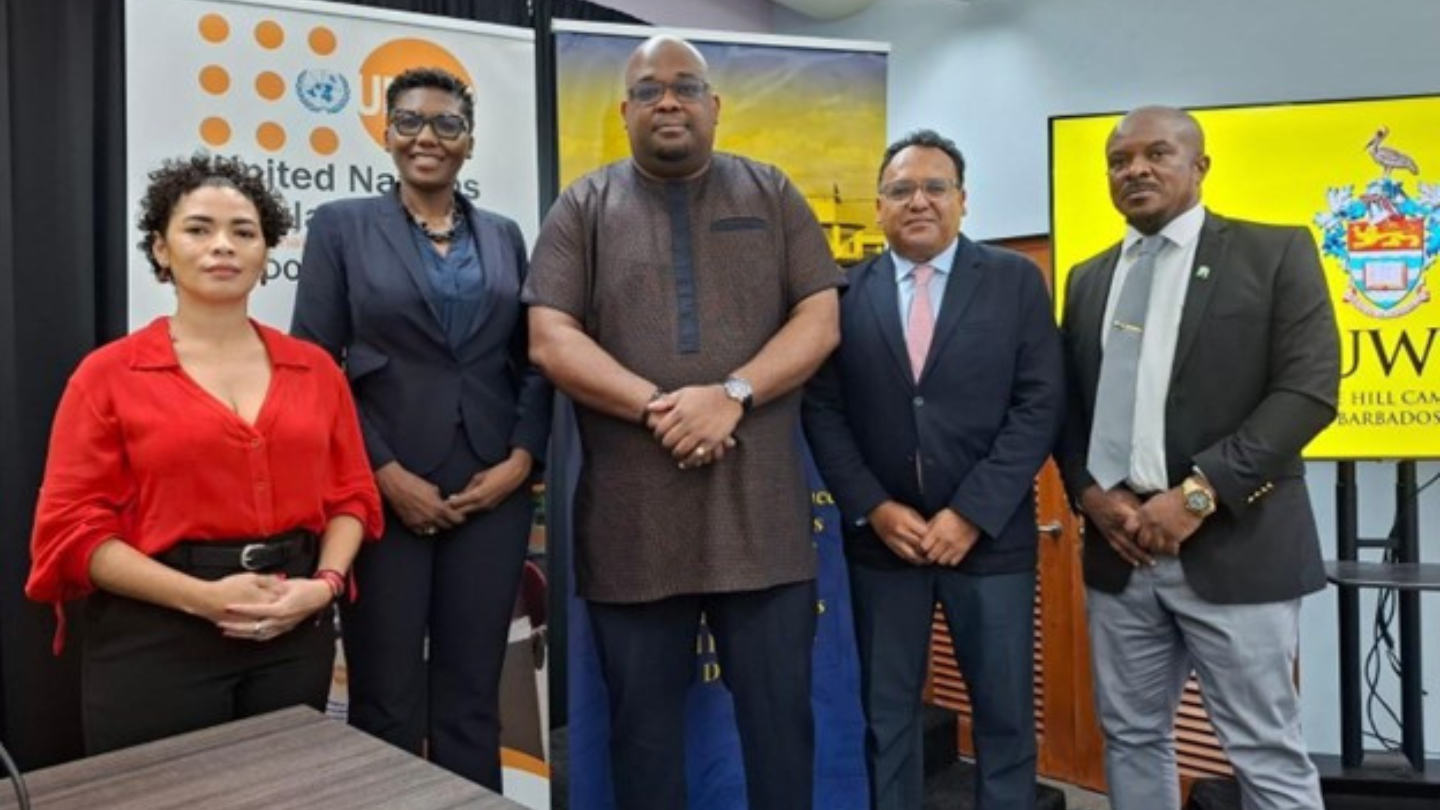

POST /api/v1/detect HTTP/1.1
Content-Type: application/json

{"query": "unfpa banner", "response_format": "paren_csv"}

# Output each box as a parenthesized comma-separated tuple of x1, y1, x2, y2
(1052, 96, 1440, 459)
(124, 0, 538, 331)
(124, 1, 547, 806)
(554, 21, 883, 810)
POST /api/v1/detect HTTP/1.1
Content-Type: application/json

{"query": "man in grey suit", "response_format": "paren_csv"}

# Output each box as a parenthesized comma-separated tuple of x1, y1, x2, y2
(1057, 106, 1339, 809)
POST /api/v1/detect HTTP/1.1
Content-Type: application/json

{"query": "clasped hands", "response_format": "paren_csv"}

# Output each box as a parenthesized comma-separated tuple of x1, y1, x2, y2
(376, 451, 533, 537)
(644, 385, 742, 471)
(1079, 484, 1204, 567)
(209, 572, 332, 643)
(869, 502, 979, 567)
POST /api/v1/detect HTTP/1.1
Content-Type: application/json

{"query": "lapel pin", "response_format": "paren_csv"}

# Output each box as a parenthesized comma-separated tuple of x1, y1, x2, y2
(1196, 265, 1211, 280)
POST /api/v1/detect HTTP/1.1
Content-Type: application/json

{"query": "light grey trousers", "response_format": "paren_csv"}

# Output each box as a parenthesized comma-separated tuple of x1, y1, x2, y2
(1087, 558, 1323, 810)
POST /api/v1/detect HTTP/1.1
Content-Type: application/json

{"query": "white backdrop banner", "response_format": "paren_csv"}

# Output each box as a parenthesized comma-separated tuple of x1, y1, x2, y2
(123, 1, 546, 805)
(124, 0, 538, 331)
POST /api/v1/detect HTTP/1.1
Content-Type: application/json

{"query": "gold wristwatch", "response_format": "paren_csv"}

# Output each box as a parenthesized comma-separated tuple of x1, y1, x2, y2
(1181, 473, 1217, 519)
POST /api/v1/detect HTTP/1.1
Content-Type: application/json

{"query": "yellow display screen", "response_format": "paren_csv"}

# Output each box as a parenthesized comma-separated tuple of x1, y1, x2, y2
(1052, 98, 1440, 460)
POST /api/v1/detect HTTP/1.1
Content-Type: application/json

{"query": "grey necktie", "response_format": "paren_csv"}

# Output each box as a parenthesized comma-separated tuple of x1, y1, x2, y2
(1087, 235, 1164, 490)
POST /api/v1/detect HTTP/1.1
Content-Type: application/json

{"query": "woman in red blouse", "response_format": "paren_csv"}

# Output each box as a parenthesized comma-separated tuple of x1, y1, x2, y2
(27, 154, 384, 754)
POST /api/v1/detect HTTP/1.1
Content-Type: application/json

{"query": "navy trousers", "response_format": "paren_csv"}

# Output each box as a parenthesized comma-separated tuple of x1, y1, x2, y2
(340, 438, 533, 790)
(849, 564, 1037, 810)
(588, 579, 817, 810)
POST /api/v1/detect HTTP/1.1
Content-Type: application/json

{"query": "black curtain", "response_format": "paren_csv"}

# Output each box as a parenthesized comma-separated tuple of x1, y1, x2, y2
(312, 0, 644, 26)
(0, 0, 645, 770)
(0, 0, 126, 769)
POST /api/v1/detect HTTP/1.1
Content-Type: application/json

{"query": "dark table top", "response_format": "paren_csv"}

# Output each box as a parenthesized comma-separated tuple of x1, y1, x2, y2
(0, 706, 526, 809)
(1325, 561, 1440, 592)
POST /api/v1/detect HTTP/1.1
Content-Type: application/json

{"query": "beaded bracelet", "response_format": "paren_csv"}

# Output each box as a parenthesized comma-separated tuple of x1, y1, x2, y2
(313, 568, 347, 601)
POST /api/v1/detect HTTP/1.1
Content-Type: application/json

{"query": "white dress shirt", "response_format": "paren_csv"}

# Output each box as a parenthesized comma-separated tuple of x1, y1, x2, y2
(1101, 204, 1205, 492)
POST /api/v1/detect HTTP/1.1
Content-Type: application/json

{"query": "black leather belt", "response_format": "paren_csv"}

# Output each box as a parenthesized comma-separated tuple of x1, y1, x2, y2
(157, 530, 316, 574)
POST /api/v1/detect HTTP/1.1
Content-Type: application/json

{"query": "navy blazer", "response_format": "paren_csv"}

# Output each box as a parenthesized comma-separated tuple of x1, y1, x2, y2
(1056, 213, 1340, 603)
(804, 235, 1065, 573)
(291, 192, 551, 476)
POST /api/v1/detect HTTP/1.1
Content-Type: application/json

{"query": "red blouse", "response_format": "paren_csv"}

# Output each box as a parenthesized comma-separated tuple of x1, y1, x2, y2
(27, 317, 384, 608)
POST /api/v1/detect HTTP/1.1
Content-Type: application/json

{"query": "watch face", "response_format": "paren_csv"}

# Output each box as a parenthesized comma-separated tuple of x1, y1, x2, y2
(1186, 490, 1212, 513)
(725, 377, 752, 402)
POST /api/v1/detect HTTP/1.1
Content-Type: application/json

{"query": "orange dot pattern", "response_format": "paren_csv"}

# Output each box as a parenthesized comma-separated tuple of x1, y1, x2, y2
(199, 65, 229, 95)
(256, 122, 286, 151)
(308, 26, 337, 56)
(200, 117, 231, 146)
(194, 15, 348, 155)
(310, 127, 339, 156)
(199, 14, 229, 43)
(254, 20, 284, 50)
(255, 71, 285, 101)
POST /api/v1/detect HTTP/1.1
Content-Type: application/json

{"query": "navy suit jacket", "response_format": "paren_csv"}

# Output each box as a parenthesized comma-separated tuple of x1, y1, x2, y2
(804, 235, 1065, 573)
(291, 192, 551, 477)
(1056, 212, 1340, 603)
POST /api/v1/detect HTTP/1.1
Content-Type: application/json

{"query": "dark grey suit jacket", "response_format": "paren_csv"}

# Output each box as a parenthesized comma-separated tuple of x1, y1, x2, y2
(804, 236, 1066, 574)
(1057, 211, 1340, 603)
(291, 192, 551, 476)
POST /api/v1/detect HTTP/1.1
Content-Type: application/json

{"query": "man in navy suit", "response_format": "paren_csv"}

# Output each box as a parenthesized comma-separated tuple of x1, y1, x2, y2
(1056, 107, 1338, 810)
(804, 129, 1065, 810)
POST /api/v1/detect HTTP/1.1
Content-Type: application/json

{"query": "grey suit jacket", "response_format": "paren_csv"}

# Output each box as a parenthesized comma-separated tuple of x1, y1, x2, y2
(291, 192, 551, 477)
(1056, 211, 1340, 603)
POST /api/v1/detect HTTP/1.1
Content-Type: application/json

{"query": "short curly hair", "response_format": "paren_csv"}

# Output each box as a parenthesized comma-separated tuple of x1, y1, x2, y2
(136, 153, 293, 282)
(385, 67, 474, 130)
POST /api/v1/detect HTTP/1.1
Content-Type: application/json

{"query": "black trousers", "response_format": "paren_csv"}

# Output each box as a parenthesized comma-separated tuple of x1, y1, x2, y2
(82, 550, 333, 755)
(340, 437, 532, 790)
(588, 579, 818, 810)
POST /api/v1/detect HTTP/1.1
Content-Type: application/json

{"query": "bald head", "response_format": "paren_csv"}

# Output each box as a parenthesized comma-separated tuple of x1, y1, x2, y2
(1104, 105, 1210, 234)
(624, 35, 709, 87)
(620, 34, 720, 180)
(1111, 106, 1205, 156)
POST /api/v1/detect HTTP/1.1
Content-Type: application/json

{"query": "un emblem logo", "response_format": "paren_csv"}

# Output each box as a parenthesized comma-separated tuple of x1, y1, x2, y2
(296, 69, 351, 114)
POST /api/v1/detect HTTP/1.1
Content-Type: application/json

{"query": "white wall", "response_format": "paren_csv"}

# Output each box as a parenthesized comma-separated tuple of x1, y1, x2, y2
(770, 0, 1440, 759)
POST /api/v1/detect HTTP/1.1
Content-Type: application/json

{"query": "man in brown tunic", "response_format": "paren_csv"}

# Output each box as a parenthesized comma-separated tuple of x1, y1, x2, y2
(525, 34, 844, 810)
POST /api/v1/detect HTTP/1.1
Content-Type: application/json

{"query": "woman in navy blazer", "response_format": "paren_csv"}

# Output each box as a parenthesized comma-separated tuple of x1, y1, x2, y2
(291, 67, 551, 789)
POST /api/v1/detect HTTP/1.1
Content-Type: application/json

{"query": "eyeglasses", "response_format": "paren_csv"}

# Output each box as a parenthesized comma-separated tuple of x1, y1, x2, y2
(388, 110, 470, 141)
(879, 179, 960, 203)
(626, 77, 711, 106)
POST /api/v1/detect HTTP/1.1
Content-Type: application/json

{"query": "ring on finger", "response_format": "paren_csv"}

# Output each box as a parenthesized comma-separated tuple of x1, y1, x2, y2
(694, 445, 709, 457)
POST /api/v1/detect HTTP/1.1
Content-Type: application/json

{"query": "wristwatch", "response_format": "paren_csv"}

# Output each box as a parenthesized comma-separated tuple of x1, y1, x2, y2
(1181, 475, 1217, 519)
(722, 375, 754, 412)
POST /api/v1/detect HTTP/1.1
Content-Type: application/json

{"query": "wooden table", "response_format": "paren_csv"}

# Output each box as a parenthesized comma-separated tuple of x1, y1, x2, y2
(0, 706, 526, 809)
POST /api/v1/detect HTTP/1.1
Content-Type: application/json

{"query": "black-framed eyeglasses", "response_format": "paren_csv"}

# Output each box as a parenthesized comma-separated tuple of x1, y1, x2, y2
(879, 179, 960, 203)
(626, 77, 710, 106)
(389, 109, 470, 141)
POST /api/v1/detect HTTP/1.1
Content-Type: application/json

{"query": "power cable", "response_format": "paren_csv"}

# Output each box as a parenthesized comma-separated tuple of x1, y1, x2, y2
(1360, 468, 1439, 756)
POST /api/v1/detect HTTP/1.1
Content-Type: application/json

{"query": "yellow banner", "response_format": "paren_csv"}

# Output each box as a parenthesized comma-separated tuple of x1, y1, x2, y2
(1052, 98, 1440, 460)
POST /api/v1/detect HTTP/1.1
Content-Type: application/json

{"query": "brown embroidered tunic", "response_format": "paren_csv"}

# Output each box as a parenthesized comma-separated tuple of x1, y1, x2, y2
(524, 154, 845, 603)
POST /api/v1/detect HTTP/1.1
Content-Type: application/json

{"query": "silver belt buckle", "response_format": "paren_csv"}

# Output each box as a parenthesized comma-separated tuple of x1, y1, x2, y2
(239, 543, 269, 571)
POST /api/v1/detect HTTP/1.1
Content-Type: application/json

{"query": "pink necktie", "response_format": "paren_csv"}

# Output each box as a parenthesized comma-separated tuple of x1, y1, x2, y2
(907, 264, 935, 381)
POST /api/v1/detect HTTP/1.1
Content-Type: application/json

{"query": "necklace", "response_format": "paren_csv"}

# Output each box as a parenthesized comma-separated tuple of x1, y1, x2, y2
(400, 192, 463, 243)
